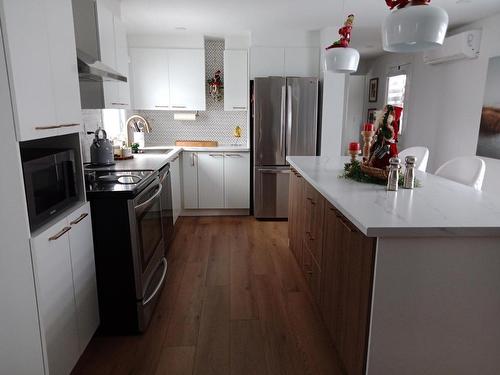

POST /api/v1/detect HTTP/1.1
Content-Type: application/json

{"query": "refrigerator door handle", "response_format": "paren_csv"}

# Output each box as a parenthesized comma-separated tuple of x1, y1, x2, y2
(286, 84, 292, 158)
(280, 85, 286, 158)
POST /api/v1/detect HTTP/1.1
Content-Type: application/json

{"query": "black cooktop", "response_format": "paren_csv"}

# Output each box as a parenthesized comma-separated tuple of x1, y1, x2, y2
(85, 169, 157, 199)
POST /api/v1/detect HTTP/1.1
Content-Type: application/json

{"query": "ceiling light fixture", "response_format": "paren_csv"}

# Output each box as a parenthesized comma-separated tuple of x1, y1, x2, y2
(382, 0, 449, 53)
(325, 14, 360, 74)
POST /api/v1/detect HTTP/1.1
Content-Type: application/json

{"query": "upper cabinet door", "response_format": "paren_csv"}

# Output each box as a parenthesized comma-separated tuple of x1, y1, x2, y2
(96, 1, 119, 108)
(45, 0, 83, 135)
(1, 0, 57, 141)
(224, 50, 248, 111)
(169, 49, 206, 111)
(114, 18, 131, 109)
(130, 48, 170, 110)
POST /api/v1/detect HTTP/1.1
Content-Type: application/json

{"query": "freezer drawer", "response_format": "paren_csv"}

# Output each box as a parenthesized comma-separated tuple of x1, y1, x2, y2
(254, 167, 290, 219)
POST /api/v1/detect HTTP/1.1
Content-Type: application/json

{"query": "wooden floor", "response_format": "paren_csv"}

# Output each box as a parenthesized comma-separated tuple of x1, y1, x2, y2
(72, 216, 342, 375)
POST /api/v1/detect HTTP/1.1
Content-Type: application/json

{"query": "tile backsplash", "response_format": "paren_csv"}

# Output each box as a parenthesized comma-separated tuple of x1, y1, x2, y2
(81, 38, 249, 159)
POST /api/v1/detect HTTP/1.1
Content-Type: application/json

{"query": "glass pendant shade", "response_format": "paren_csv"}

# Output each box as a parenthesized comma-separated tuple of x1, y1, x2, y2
(324, 47, 360, 73)
(382, 4, 449, 52)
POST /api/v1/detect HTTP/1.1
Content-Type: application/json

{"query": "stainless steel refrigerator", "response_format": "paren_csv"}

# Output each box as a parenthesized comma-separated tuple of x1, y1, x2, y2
(253, 76, 319, 219)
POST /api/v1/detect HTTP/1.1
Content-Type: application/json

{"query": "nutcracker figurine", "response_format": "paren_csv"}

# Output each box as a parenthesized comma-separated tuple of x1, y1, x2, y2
(325, 14, 355, 49)
(367, 105, 403, 170)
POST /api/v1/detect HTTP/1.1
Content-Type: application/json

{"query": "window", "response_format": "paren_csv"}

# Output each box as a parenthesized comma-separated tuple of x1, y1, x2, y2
(386, 63, 410, 134)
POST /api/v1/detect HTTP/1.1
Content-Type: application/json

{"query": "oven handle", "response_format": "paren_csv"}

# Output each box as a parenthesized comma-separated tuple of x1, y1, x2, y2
(135, 183, 162, 211)
(143, 257, 168, 306)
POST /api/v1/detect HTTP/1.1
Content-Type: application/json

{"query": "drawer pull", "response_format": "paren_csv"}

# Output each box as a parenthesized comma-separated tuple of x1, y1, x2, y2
(225, 154, 243, 158)
(35, 125, 61, 130)
(155, 105, 169, 108)
(49, 226, 71, 241)
(172, 105, 187, 109)
(233, 106, 246, 110)
(70, 213, 88, 225)
(209, 153, 224, 157)
(111, 102, 129, 106)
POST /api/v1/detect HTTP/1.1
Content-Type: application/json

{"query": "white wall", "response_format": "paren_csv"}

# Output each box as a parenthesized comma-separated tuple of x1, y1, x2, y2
(343, 75, 366, 154)
(363, 12, 500, 193)
(127, 34, 205, 49)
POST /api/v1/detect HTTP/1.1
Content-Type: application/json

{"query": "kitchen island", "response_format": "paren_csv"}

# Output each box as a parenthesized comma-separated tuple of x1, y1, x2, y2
(287, 156, 500, 375)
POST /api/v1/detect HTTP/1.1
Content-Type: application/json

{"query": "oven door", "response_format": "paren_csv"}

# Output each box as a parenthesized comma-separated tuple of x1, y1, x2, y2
(131, 178, 165, 300)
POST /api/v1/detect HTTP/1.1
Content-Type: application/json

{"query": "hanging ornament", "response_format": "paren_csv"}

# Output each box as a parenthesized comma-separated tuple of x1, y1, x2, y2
(207, 70, 223, 101)
(382, 0, 449, 53)
(325, 14, 360, 74)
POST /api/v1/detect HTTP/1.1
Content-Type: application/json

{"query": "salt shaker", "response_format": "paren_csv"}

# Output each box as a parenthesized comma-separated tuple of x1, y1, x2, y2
(387, 157, 401, 191)
(403, 156, 417, 189)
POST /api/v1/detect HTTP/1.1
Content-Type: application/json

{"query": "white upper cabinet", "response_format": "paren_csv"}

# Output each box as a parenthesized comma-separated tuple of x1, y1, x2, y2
(284, 48, 320, 77)
(198, 153, 225, 209)
(130, 48, 205, 111)
(114, 18, 131, 108)
(168, 49, 206, 111)
(0, 0, 82, 141)
(224, 50, 248, 111)
(224, 152, 250, 209)
(130, 48, 170, 110)
(250, 46, 320, 78)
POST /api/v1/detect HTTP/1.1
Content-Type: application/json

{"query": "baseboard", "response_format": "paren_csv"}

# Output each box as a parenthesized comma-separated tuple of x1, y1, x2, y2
(180, 209, 250, 217)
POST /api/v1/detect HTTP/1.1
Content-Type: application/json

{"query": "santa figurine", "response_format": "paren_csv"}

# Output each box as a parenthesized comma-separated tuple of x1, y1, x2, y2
(326, 14, 355, 49)
(367, 105, 403, 169)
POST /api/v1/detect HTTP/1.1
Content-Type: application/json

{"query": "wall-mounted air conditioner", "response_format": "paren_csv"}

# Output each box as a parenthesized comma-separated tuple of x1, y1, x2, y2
(423, 30, 481, 65)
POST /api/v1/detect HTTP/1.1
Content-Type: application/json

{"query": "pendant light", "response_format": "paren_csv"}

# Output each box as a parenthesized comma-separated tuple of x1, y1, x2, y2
(382, 0, 449, 53)
(325, 13, 360, 74)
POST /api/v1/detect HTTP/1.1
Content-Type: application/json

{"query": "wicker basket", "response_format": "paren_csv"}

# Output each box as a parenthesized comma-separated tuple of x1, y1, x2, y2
(360, 163, 389, 181)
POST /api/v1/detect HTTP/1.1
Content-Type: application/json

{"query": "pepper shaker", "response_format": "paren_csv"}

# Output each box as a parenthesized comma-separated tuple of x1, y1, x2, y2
(387, 157, 401, 191)
(403, 156, 417, 189)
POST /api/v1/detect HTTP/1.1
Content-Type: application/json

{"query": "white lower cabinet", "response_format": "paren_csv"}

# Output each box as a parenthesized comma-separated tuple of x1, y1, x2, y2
(170, 154, 182, 224)
(181, 151, 250, 210)
(182, 152, 199, 209)
(30, 202, 98, 375)
(224, 153, 250, 208)
(198, 153, 225, 209)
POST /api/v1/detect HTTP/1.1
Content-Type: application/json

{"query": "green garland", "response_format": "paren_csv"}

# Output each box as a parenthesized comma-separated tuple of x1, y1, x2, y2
(339, 160, 421, 187)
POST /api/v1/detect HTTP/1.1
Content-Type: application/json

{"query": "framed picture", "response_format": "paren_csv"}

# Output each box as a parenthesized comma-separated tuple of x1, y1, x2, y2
(369, 78, 379, 102)
(367, 108, 377, 123)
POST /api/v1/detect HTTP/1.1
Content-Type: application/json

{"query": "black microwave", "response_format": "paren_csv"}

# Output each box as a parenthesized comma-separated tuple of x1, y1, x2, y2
(22, 149, 79, 231)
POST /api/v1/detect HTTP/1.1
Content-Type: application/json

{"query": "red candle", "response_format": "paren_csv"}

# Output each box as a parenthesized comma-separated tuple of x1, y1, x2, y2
(363, 123, 374, 131)
(349, 142, 360, 151)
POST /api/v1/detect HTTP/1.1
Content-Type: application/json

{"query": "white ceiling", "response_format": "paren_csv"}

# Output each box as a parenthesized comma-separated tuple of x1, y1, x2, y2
(121, 0, 500, 57)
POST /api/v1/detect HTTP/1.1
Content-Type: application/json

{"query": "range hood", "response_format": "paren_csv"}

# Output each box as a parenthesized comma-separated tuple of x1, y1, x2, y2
(77, 49, 127, 83)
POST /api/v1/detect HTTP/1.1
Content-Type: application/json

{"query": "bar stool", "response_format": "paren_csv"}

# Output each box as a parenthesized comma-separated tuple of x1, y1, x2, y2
(435, 156, 486, 190)
(398, 146, 429, 172)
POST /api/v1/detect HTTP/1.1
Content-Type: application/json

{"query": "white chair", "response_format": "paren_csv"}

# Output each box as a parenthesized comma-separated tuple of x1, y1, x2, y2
(435, 156, 486, 191)
(398, 146, 429, 172)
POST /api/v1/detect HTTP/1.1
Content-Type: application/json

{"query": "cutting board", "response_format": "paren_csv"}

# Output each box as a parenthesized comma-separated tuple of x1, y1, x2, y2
(175, 140, 219, 147)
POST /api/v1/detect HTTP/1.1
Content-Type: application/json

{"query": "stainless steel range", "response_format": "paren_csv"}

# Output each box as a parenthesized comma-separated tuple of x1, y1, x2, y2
(84, 168, 169, 333)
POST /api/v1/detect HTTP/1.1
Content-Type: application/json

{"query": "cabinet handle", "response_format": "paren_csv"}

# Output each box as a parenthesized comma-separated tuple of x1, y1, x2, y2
(172, 105, 187, 109)
(225, 154, 243, 158)
(49, 226, 72, 241)
(209, 154, 224, 157)
(155, 105, 169, 108)
(171, 156, 180, 162)
(70, 213, 88, 225)
(59, 123, 80, 128)
(191, 153, 196, 167)
(35, 125, 61, 130)
(338, 216, 356, 233)
(111, 102, 129, 106)
(232, 106, 246, 110)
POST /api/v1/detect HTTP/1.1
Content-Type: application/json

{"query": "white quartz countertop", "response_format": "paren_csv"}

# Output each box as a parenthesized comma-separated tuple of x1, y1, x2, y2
(287, 156, 500, 237)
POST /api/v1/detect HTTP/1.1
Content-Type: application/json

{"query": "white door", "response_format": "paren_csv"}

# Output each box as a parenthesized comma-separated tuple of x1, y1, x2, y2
(96, 1, 119, 108)
(130, 48, 170, 110)
(114, 17, 131, 109)
(31, 218, 80, 375)
(1, 0, 57, 140)
(170, 155, 182, 224)
(198, 152, 225, 209)
(169, 49, 206, 111)
(45, 0, 83, 135)
(67, 203, 99, 354)
(181, 152, 198, 209)
(224, 152, 250, 208)
(224, 50, 248, 111)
